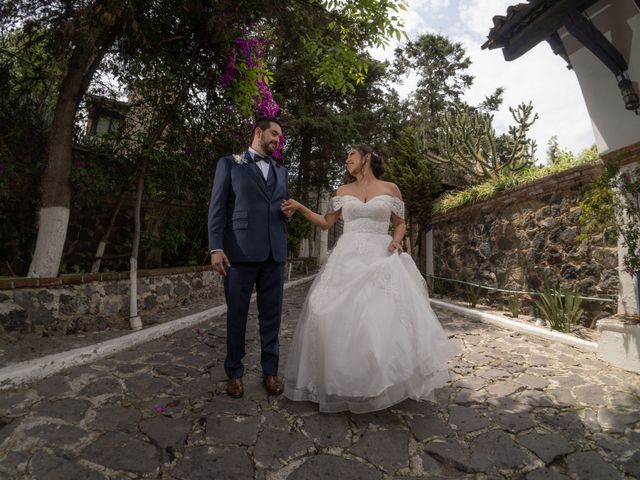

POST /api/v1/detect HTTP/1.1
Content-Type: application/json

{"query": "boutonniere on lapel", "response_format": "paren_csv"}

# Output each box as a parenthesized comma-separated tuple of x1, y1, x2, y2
(232, 154, 247, 165)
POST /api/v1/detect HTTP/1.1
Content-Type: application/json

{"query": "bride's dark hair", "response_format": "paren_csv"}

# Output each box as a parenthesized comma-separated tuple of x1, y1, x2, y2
(352, 144, 384, 178)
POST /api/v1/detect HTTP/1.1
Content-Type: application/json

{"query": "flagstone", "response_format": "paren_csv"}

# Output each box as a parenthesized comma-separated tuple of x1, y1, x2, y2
(349, 430, 410, 472)
(253, 428, 314, 468)
(518, 432, 573, 463)
(288, 454, 381, 480)
(32, 398, 91, 423)
(468, 430, 530, 469)
(24, 423, 90, 447)
(80, 431, 161, 474)
(140, 415, 192, 451)
(172, 446, 253, 480)
(565, 451, 624, 480)
(447, 405, 489, 434)
(301, 413, 351, 447)
(409, 415, 451, 441)
(29, 451, 106, 480)
(206, 414, 260, 446)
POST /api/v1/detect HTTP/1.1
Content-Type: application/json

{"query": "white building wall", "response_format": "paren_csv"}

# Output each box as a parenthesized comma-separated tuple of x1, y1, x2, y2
(560, 0, 640, 153)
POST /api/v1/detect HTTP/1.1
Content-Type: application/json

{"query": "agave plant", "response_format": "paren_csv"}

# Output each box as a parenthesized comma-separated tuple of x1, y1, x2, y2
(466, 283, 485, 308)
(508, 294, 520, 318)
(534, 280, 584, 333)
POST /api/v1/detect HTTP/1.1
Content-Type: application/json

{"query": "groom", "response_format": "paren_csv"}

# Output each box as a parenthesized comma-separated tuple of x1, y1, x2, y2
(208, 117, 291, 399)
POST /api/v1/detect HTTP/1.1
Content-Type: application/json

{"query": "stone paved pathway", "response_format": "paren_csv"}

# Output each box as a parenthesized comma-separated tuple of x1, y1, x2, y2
(0, 280, 638, 479)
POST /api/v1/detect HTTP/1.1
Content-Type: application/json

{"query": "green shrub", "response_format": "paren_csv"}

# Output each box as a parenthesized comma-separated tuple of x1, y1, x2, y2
(433, 146, 599, 214)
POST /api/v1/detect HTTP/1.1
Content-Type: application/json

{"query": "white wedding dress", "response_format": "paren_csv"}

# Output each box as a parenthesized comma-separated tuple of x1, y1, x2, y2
(284, 194, 458, 413)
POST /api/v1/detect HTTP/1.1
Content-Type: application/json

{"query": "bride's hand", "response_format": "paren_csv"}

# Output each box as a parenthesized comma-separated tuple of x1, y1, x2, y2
(281, 198, 302, 216)
(388, 240, 403, 254)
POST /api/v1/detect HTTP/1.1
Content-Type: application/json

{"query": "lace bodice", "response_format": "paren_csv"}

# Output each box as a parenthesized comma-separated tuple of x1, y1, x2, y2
(328, 194, 404, 235)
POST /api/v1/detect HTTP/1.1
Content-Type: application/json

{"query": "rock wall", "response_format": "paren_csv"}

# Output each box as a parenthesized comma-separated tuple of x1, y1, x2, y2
(0, 266, 223, 334)
(432, 162, 618, 320)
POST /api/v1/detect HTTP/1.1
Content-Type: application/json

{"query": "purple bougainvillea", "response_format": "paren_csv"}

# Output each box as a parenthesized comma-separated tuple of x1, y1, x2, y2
(221, 35, 281, 120)
(220, 35, 286, 160)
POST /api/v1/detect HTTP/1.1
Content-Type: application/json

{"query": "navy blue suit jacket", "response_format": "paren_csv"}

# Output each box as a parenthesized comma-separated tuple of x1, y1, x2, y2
(208, 150, 289, 263)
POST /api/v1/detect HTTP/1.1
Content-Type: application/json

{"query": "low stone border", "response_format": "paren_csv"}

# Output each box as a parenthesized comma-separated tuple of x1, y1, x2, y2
(430, 298, 598, 352)
(0, 267, 224, 334)
(0, 265, 213, 290)
(0, 276, 316, 391)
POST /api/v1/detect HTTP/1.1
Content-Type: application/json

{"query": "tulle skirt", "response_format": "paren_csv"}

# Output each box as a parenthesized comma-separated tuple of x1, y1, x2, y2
(284, 232, 458, 413)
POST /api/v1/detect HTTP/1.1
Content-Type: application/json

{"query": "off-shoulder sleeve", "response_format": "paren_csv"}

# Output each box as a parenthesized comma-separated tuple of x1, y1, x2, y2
(326, 196, 345, 214)
(389, 197, 405, 219)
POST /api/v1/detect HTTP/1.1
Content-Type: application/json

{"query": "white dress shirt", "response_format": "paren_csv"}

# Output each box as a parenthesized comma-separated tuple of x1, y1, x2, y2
(248, 147, 270, 180)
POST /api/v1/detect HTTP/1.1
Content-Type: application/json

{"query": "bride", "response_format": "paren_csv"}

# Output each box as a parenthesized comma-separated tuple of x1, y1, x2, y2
(280, 144, 458, 413)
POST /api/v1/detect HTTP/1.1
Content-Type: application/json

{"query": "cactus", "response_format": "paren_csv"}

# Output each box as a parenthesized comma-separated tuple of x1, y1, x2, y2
(419, 101, 538, 184)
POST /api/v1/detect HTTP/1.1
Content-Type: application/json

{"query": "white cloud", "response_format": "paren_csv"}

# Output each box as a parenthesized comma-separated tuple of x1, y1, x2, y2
(371, 0, 595, 161)
(457, 0, 515, 36)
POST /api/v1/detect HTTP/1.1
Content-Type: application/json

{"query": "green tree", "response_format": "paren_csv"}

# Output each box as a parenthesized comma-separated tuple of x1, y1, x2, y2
(2, 0, 408, 278)
(384, 126, 441, 225)
(384, 125, 441, 261)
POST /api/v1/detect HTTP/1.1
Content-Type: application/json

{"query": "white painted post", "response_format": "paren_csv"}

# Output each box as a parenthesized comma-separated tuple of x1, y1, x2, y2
(28, 206, 70, 278)
(598, 162, 640, 373)
(615, 163, 640, 317)
(425, 225, 434, 289)
(129, 258, 142, 331)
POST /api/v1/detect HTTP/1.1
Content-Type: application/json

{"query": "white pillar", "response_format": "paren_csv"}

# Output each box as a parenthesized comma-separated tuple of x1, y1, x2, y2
(597, 161, 640, 373)
(299, 238, 309, 258)
(616, 162, 640, 317)
(425, 225, 434, 289)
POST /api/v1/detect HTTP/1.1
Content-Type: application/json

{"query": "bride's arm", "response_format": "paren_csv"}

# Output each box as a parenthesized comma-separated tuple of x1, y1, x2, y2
(388, 184, 406, 253)
(390, 213, 406, 250)
(281, 199, 340, 230)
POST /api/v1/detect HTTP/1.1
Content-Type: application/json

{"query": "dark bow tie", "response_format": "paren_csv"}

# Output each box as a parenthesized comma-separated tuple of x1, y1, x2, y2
(253, 154, 270, 163)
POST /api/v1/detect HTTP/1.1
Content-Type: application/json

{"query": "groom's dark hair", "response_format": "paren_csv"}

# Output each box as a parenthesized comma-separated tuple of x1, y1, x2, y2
(252, 117, 282, 136)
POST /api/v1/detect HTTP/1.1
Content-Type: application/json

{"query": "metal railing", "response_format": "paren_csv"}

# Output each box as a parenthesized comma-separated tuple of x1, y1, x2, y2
(424, 274, 617, 303)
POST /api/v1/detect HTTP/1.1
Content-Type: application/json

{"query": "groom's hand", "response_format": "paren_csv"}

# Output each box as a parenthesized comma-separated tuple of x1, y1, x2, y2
(281, 199, 295, 219)
(211, 251, 231, 277)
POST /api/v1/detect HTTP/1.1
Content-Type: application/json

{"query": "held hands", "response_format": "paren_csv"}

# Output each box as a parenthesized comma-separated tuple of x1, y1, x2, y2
(388, 240, 403, 254)
(281, 198, 301, 218)
(211, 251, 231, 277)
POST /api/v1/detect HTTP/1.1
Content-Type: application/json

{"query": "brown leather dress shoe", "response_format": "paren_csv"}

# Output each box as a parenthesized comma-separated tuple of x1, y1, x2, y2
(226, 377, 244, 398)
(263, 374, 284, 396)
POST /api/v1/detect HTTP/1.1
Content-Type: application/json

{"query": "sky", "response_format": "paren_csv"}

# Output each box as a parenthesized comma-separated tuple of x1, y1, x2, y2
(370, 0, 596, 163)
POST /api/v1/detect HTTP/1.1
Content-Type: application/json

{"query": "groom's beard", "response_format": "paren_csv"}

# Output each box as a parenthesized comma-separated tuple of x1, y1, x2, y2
(260, 137, 278, 155)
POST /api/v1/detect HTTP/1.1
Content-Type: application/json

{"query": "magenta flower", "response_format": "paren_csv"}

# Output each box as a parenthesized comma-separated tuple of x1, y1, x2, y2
(221, 35, 282, 130)
(628, 267, 637, 278)
(195, 328, 206, 337)
(272, 133, 286, 159)
(155, 405, 167, 415)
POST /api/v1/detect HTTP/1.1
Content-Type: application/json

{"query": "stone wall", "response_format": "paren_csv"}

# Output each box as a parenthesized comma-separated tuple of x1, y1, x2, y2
(0, 266, 223, 335)
(432, 162, 618, 320)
